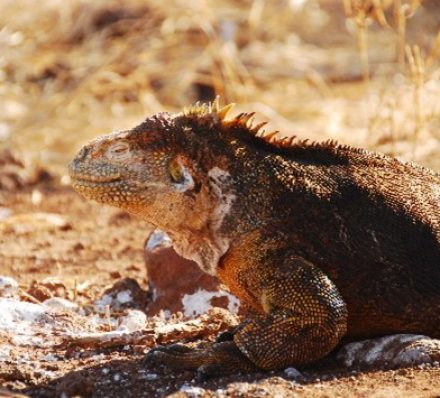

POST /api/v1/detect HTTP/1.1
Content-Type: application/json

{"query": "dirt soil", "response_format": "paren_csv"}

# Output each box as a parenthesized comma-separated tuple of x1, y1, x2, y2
(1, 0, 440, 396)
(0, 178, 439, 398)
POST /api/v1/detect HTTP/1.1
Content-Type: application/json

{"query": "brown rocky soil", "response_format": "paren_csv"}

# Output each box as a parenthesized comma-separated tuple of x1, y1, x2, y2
(1, 176, 440, 397)
(1, 1, 440, 395)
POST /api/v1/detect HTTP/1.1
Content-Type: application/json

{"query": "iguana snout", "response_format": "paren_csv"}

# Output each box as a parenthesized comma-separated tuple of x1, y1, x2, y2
(68, 114, 220, 234)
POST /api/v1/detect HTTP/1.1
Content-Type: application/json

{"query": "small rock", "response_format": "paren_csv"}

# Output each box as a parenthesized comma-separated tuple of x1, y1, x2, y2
(109, 271, 121, 279)
(72, 242, 84, 252)
(0, 213, 69, 234)
(116, 290, 132, 304)
(42, 354, 58, 362)
(0, 346, 11, 361)
(39, 280, 67, 298)
(284, 367, 302, 380)
(31, 189, 43, 206)
(144, 373, 159, 381)
(107, 210, 133, 226)
(43, 297, 78, 311)
(95, 278, 149, 311)
(60, 175, 71, 186)
(27, 282, 52, 301)
(0, 276, 18, 298)
(179, 384, 206, 398)
(215, 388, 226, 396)
(118, 309, 147, 332)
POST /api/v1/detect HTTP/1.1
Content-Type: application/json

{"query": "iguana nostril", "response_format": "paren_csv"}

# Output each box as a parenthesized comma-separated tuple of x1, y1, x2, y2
(77, 145, 90, 161)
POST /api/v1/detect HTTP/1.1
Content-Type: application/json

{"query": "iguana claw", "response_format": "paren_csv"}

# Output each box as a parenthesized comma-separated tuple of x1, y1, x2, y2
(143, 341, 257, 378)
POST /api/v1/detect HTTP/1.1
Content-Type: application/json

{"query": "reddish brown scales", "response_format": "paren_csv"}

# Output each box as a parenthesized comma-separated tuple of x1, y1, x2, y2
(69, 100, 440, 378)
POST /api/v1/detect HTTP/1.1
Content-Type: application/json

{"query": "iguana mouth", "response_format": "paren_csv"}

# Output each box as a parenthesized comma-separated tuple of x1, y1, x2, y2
(70, 173, 121, 184)
(68, 160, 121, 184)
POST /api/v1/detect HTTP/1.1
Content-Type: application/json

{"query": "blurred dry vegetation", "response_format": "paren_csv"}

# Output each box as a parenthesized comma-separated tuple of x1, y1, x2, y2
(1, 0, 440, 176)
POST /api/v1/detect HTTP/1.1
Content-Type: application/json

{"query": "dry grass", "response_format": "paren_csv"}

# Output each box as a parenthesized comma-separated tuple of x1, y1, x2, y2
(0, 0, 439, 174)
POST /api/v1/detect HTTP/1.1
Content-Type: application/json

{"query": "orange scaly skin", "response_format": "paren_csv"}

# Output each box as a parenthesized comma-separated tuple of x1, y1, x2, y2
(69, 101, 440, 378)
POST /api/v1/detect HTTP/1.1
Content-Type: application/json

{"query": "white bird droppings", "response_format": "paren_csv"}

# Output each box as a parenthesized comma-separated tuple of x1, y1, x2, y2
(181, 288, 240, 317)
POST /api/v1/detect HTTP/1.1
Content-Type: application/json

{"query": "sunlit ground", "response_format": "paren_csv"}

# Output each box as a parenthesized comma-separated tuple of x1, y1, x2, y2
(1, 0, 440, 175)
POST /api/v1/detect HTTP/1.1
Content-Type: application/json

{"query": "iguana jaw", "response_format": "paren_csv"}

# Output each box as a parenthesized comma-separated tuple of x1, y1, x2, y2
(68, 144, 157, 212)
(69, 170, 121, 184)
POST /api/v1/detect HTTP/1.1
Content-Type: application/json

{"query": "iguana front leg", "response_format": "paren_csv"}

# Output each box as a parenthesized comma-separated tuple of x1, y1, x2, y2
(233, 255, 347, 369)
(144, 254, 348, 378)
(145, 340, 257, 378)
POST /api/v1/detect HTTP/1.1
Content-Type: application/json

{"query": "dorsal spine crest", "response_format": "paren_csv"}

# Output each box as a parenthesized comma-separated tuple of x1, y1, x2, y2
(182, 99, 349, 152)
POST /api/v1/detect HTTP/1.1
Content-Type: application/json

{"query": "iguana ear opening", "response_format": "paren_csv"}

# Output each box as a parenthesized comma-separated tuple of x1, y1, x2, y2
(168, 156, 195, 192)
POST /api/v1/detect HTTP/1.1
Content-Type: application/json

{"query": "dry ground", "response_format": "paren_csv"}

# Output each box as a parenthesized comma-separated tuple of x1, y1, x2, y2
(1, 0, 440, 396)
(1, 180, 440, 397)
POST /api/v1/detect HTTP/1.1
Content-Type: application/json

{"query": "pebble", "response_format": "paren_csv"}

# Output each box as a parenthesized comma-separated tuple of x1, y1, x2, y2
(31, 189, 43, 206)
(116, 290, 133, 304)
(284, 367, 303, 380)
(180, 385, 206, 397)
(43, 297, 78, 311)
(42, 353, 58, 362)
(144, 373, 159, 381)
(0, 276, 18, 298)
(118, 309, 147, 332)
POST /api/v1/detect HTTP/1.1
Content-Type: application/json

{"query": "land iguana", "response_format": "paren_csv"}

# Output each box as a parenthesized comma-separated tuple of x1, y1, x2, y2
(69, 100, 440, 378)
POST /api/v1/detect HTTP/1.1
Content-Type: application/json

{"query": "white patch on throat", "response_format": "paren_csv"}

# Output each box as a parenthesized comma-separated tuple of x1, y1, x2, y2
(208, 167, 236, 234)
(172, 167, 236, 276)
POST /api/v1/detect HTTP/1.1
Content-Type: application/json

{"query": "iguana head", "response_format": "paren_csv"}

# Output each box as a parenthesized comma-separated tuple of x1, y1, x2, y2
(69, 102, 248, 274)
(68, 103, 240, 233)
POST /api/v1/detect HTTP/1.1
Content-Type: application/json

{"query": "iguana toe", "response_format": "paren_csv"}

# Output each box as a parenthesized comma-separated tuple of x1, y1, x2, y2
(144, 341, 257, 377)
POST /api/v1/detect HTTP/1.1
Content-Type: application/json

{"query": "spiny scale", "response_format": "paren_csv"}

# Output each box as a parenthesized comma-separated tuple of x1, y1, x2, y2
(183, 100, 347, 150)
(252, 122, 268, 135)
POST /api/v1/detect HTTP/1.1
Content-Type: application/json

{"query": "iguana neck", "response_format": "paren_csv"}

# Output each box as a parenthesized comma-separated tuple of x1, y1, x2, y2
(144, 166, 237, 276)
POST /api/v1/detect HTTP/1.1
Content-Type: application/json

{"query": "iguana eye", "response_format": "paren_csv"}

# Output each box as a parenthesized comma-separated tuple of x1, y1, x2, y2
(168, 158, 195, 191)
(168, 158, 185, 183)
(107, 141, 130, 160)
